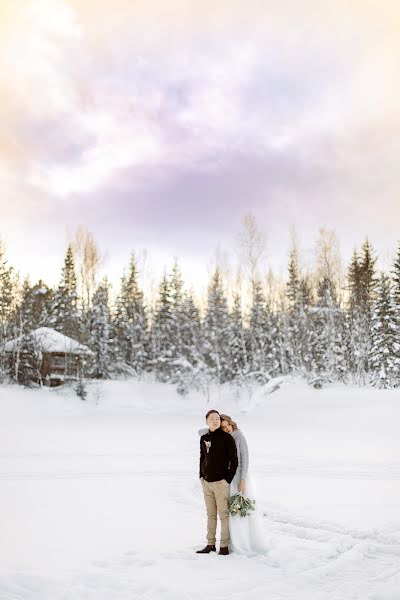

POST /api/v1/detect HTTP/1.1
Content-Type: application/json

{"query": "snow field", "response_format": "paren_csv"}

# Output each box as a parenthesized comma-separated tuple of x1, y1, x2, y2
(1, 377, 399, 599)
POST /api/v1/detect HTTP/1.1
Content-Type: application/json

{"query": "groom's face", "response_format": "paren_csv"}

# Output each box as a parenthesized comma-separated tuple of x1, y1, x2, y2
(207, 412, 220, 431)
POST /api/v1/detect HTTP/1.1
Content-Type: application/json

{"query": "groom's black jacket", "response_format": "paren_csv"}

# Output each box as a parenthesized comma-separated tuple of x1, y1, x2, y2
(199, 427, 238, 484)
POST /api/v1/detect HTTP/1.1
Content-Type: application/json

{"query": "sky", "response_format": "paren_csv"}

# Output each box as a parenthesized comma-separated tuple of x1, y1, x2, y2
(1, 0, 400, 300)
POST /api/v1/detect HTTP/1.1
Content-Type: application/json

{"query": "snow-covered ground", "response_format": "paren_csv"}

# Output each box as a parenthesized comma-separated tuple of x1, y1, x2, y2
(1, 377, 399, 600)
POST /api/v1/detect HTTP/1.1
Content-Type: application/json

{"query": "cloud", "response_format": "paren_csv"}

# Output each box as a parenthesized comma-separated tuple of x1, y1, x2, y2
(1, 0, 400, 291)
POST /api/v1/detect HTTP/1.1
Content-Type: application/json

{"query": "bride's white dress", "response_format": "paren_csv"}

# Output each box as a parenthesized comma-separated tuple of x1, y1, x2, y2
(229, 465, 268, 555)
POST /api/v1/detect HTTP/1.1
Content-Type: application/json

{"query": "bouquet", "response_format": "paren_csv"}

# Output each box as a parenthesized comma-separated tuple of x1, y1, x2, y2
(228, 492, 256, 517)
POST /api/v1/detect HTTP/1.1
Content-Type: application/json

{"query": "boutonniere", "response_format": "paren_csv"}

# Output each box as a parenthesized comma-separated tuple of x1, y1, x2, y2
(204, 441, 211, 453)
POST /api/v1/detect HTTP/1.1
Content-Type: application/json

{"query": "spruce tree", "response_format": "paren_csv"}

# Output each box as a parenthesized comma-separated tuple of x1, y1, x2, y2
(359, 239, 378, 312)
(88, 278, 113, 378)
(392, 242, 400, 377)
(227, 293, 248, 382)
(345, 241, 378, 384)
(169, 260, 185, 361)
(309, 279, 344, 387)
(13, 331, 42, 386)
(151, 271, 174, 381)
(358, 239, 378, 380)
(346, 249, 364, 382)
(247, 281, 274, 383)
(369, 273, 399, 389)
(393, 242, 400, 309)
(0, 243, 16, 381)
(114, 254, 148, 375)
(17, 279, 54, 332)
(203, 268, 231, 384)
(180, 290, 202, 363)
(287, 247, 300, 309)
(51, 245, 81, 340)
(173, 289, 207, 394)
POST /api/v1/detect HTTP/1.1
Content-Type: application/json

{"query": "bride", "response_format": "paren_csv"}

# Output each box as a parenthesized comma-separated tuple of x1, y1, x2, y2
(198, 413, 268, 555)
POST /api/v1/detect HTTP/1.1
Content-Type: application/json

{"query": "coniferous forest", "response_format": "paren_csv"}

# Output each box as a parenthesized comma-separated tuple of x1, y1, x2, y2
(1, 225, 400, 393)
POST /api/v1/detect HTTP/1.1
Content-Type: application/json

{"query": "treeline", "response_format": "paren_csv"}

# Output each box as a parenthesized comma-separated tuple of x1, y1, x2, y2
(1, 233, 400, 391)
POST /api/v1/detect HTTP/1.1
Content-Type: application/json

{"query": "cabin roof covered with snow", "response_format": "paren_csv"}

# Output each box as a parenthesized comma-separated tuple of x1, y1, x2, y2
(4, 327, 94, 355)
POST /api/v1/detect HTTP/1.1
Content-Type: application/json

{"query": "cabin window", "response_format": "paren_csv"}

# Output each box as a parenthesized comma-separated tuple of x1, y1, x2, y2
(52, 355, 67, 368)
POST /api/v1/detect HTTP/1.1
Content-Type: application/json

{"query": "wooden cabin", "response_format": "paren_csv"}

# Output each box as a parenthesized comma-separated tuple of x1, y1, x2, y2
(4, 327, 94, 386)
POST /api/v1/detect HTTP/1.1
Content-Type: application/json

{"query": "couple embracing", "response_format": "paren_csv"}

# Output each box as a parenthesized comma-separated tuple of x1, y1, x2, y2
(196, 409, 267, 556)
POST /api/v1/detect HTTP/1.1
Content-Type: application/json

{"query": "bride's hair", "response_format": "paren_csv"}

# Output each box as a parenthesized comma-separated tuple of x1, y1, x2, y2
(219, 414, 238, 431)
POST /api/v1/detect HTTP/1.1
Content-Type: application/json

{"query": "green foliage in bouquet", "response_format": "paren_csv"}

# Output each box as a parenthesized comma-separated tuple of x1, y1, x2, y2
(228, 493, 256, 517)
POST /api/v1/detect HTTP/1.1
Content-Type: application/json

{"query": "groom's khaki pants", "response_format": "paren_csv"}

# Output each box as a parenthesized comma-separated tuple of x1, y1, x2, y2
(201, 479, 230, 547)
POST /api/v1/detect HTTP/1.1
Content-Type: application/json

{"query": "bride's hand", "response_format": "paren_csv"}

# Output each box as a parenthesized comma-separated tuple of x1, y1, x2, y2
(238, 479, 245, 494)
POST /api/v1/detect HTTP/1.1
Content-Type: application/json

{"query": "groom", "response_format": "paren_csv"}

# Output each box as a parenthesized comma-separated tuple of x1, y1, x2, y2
(197, 409, 238, 556)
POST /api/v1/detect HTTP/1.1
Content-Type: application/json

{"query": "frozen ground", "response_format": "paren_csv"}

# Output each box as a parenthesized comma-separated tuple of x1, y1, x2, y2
(1, 376, 399, 600)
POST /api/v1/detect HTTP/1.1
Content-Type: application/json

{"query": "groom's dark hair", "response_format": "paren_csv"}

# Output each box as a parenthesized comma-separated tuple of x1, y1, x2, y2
(205, 409, 220, 419)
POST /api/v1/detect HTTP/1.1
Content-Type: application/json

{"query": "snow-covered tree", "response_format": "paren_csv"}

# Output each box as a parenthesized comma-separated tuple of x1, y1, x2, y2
(227, 293, 248, 383)
(392, 241, 400, 330)
(150, 271, 174, 381)
(247, 281, 279, 383)
(369, 273, 400, 389)
(345, 241, 378, 384)
(17, 279, 53, 332)
(88, 278, 113, 379)
(169, 260, 185, 360)
(0, 243, 17, 381)
(172, 289, 209, 395)
(11, 331, 42, 386)
(114, 255, 148, 376)
(203, 268, 231, 384)
(285, 243, 314, 375)
(308, 279, 344, 387)
(287, 246, 300, 309)
(51, 245, 81, 340)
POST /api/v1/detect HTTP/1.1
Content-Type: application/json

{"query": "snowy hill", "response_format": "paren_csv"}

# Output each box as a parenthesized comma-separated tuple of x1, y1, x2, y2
(0, 377, 399, 600)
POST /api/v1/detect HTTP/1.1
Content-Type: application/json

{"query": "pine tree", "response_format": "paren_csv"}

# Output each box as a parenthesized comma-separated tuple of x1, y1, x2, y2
(287, 246, 300, 309)
(172, 289, 208, 395)
(13, 331, 42, 386)
(247, 281, 277, 383)
(294, 277, 314, 375)
(346, 249, 363, 382)
(17, 279, 54, 332)
(369, 273, 399, 389)
(113, 255, 148, 375)
(344, 242, 378, 384)
(227, 293, 248, 382)
(308, 279, 344, 387)
(51, 245, 81, 340)
(88, 278, 113, 379)
(203, 268, 231, 384)
(151, 271, 174, 381)
(392, 242, 400, 376)
(180, 290, 202, 363)
(393, 242, 400, 309)
(358, 239, 377, 380)
(348, 249, 362, 309)
(285, 241, 314, 375)
(169, 260, 185, 361)
(0, 243, 17, 381)
(359, 239, 378, 312)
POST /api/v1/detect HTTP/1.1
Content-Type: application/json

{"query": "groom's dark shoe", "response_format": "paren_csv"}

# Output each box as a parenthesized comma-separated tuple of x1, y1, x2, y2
(196, 544, 216, 554)
(218, 547, 229, 555)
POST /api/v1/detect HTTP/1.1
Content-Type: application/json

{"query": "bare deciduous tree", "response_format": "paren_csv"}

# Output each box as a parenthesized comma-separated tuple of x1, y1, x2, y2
(238, 213, 266, 288)
(70, 226, 102, 310)
(314, 228, 344, 305)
